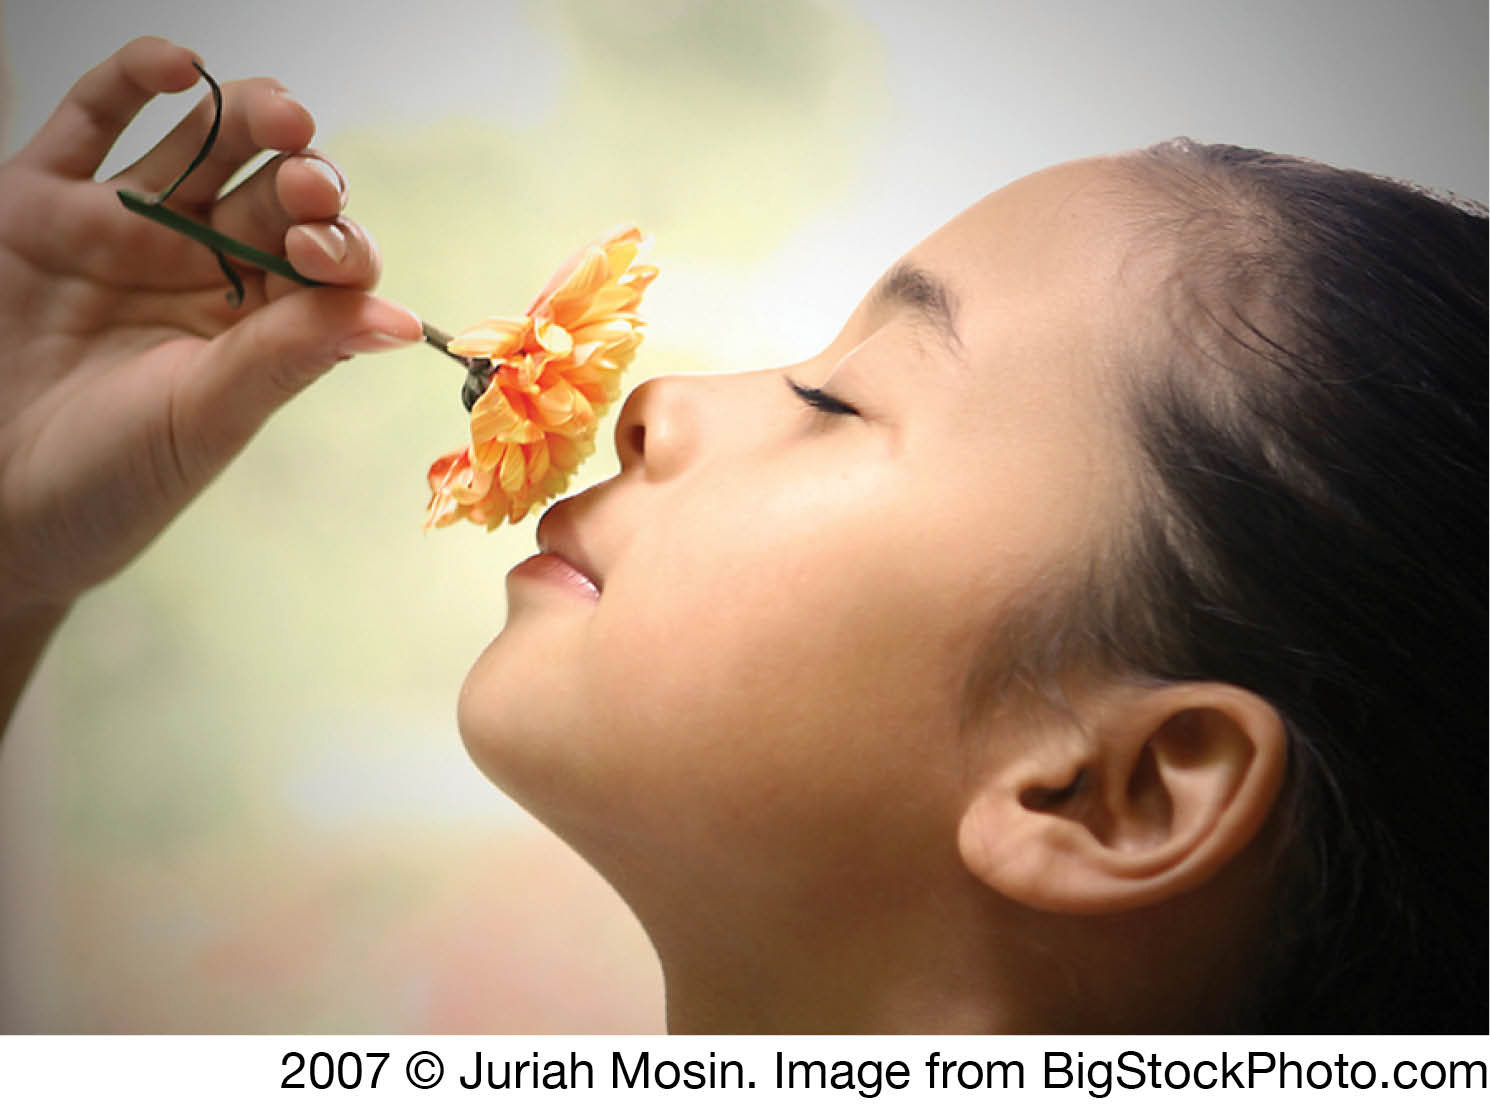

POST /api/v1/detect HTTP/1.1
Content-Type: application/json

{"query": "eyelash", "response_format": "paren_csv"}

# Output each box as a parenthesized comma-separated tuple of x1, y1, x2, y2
(786, 377, 861, 418)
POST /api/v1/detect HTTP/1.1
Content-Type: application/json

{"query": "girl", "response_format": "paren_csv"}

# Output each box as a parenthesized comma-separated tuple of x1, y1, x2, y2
(2, 39, 1483, 1033)
(456, 142, 1486, 1033)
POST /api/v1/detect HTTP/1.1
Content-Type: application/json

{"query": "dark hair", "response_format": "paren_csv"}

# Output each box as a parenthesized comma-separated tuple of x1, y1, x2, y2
(1099, 140, 1487, 1031)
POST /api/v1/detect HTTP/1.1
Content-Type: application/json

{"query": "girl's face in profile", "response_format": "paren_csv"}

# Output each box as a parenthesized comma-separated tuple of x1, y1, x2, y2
(458, 157, 1160, 915)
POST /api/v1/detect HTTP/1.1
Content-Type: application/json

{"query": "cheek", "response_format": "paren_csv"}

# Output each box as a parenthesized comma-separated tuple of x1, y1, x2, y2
(582, 460, 980, 811)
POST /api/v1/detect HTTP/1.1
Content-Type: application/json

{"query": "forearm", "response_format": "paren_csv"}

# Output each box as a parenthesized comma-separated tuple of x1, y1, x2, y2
(0, 599, 69, 736)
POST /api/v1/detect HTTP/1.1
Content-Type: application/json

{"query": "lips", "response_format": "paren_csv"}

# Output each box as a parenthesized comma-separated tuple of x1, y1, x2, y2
(534, 504, 604, 595)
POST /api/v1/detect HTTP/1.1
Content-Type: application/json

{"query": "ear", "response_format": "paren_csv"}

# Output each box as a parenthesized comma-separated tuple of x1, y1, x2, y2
(957, 682, 1287, 914)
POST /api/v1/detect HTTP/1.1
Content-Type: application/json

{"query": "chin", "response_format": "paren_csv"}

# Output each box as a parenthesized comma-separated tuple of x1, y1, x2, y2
(453, 623, 617, 840)
(455, 625, 558, 798)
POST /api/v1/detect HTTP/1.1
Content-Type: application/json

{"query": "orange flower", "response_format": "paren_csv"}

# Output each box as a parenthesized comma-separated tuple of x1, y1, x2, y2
(425, 225, 657, 529)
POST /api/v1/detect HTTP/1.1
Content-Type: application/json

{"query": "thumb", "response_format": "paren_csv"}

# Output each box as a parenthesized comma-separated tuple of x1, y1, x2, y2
(176, 287, 422, 465)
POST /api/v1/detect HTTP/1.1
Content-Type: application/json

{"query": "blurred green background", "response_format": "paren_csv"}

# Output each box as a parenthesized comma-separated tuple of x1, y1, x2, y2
(1, 0, 1484, 1031)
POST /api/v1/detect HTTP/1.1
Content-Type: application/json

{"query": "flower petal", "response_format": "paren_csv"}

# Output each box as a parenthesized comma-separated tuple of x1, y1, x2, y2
(468, 380, 535, 443)
(448, 316, 530, 358)
(535, 246, 608, 317)
(497, 442, 527, 496)
(524, 437, 550, 486)
(532, 317, 574, 356)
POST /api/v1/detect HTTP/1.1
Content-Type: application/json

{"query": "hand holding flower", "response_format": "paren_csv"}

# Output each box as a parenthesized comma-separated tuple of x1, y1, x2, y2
(0, 37, 420, 722)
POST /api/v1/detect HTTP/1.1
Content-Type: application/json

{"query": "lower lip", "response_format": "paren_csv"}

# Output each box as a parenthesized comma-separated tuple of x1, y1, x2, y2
(509, 552, 601, 601)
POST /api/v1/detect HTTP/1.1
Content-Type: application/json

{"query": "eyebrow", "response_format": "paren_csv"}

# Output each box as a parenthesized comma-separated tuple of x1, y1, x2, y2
(869, 260, 964, 356)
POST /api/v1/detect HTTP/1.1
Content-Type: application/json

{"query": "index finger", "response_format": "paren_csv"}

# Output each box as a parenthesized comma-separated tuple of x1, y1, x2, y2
(15, 36, 202, 179)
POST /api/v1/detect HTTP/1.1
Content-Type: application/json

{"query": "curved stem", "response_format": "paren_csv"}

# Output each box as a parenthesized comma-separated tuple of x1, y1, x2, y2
(158, 63, 224, 203)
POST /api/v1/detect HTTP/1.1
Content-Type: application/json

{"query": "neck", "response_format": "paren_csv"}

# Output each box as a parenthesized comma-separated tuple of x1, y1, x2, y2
(542, 802, 1087, 1033)
(638, 870, 1021, 1034)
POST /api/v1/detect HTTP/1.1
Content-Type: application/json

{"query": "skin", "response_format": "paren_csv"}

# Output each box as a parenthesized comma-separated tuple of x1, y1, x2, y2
(457, 157, 1278, 1031)
(0, 37, 421, 724)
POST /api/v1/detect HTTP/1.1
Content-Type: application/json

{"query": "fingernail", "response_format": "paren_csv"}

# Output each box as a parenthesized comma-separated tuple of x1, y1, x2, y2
(299, 222, 347, 264)
(270, 86, 304, 110)
(338, 331, 416, 357)
(300, 157, 347, 202)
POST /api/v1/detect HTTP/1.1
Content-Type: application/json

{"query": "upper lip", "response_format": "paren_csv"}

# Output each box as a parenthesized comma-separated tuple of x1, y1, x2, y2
(535, 502, 604, 593)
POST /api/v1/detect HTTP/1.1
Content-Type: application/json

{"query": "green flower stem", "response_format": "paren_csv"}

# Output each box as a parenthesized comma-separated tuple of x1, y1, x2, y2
(117, 188, 320, 287)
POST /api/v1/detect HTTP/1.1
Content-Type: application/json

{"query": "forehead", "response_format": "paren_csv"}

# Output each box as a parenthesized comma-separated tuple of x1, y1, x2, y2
(892, 157, 1164, 421)
(908, 157, 1160, 359)
(887, 157, 1166, 552)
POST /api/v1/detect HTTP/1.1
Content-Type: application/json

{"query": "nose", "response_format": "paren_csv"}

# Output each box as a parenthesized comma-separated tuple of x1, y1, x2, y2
(613, 375, 700, 480)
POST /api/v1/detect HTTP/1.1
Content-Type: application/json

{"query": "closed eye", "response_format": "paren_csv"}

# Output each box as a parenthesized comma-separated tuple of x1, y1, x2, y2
(786, 377, 861, 417)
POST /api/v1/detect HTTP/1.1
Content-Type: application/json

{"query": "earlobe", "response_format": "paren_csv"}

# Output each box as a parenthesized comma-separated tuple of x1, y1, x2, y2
(957, 683, 1288, 914)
